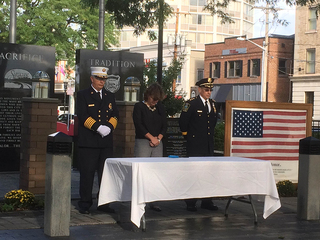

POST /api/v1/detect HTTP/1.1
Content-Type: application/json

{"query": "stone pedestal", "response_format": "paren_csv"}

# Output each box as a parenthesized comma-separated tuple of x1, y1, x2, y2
(19, 98, 59, 194)
(297, 137, 320, 220)
(113, 101, 136, 158)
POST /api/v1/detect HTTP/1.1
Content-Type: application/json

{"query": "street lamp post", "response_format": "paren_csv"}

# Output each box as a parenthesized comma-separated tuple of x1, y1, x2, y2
(237, 37, 267, 102)
(157, 0, 164, 85)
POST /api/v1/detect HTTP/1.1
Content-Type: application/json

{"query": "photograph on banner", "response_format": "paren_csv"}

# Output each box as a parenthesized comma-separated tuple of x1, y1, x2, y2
(224, 100, 313, 183)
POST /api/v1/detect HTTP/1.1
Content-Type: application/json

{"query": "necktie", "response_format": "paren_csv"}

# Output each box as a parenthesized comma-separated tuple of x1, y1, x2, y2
(205, 100, 209, 114)
(98, 91, 102, 99)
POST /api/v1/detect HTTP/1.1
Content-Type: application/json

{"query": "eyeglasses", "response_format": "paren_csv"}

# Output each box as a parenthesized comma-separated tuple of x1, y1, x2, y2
(203, 88, 213, 92)
(94, 76, 107, 81)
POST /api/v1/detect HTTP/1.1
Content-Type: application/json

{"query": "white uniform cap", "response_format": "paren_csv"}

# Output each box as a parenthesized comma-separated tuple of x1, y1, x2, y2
(91, 67, 108, 78)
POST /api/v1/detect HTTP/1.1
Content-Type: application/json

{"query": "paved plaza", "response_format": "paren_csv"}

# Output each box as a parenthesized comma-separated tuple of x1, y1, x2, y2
(1, 171, 320, 239)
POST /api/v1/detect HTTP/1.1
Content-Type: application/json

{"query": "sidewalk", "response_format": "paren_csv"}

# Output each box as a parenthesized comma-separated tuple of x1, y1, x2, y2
(1, 171, 320, 239)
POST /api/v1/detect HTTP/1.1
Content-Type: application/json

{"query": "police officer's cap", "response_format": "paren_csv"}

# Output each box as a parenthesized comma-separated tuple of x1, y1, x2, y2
(195, 77, 214, 88)
(91, 67, 108, 78)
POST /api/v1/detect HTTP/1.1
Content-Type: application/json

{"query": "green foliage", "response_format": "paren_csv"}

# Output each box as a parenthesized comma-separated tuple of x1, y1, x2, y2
(214, 121, 225, 152)
(0, 203, 15, 212)
(143, 57, 185, 117)
(4, 189, 35, 210)
(0, 0, 118, 69)
(163, 95, 185, 117)
(276, 180, 297, 197)
(0, 189, 45, 212)
(32, 197, 45, 210)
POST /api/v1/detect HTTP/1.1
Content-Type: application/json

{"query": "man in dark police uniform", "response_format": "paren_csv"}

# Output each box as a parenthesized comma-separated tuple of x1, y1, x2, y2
(179, 77, 219, 212)
(76, 67, 119, 214)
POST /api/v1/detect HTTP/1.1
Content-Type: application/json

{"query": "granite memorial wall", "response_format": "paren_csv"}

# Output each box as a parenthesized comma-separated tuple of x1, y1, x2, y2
(0, 43, 55, 171)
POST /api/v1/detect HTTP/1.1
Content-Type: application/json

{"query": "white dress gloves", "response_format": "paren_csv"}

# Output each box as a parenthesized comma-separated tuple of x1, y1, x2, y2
(97, 125, 111, 137)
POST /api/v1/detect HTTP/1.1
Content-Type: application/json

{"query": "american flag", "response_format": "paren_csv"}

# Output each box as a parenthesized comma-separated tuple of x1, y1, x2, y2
(230, 109, 307, 161)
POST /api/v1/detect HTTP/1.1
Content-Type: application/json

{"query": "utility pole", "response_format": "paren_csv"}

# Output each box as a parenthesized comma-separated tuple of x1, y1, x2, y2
(172, 8, 180, 93)
(254, 4, 276, 102)
(98, 0, 105, 50)
(9, 0, 17, 43)
(157, 0, 164, 85)
(262, 5, 269, 102)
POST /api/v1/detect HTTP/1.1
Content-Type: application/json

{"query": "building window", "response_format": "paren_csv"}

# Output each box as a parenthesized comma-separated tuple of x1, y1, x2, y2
(176, 73, 182, 84)
(192, 14, 202, 25)
(197, 69, 204, 81)
(278, 59, 287, 75)
(306, 49, 315, 74)
(190, 0, 206, 6)
(198, 0, 206, 6)
(247, 59, 260, 77)
(198, 15, 202, 25)
(210, 62, 220, 78)
(305, 92, 314, 116)
(190, 0, 197, 6)
(225, 60, 242, 77)
(308, 8, 317, 31)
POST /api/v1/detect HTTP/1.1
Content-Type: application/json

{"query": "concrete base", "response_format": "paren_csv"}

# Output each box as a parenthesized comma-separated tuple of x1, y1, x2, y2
(44, 154, 71, 236)
(297, 154, 320, 220)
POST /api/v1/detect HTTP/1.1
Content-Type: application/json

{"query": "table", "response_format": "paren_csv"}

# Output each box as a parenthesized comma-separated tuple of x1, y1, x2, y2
(98, 156, 281, 228)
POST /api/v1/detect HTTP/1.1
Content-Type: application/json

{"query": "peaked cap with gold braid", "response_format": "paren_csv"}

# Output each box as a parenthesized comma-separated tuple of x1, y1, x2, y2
(195, 77, 214, 88)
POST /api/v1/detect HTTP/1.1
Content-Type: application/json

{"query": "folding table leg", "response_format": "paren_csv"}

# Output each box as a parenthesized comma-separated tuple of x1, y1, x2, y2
(248, 195, 258, 225)
(141, 214, 146, 232)
(224, 197, 233, 218)
(224, 195, 258, 225)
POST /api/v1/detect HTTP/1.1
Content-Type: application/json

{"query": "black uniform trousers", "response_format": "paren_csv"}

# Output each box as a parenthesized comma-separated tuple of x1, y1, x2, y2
(78, 146, 113, 210)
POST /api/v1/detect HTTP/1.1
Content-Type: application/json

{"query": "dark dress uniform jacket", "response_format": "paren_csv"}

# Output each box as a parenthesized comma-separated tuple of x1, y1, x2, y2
(77, 86, 119, 149)
(179, 96, 218, 156)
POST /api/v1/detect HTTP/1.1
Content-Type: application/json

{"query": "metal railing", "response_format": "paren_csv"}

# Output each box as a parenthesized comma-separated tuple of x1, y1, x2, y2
(312, 120, 320, 139)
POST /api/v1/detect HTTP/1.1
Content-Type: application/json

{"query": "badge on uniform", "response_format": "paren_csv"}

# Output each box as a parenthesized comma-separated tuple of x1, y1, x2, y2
(183, 103, 190, 112)
(88, 104, 94, 107)
(109, 103, 112, 110)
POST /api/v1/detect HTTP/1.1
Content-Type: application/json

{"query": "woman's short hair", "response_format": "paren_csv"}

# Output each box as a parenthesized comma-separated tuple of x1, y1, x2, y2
(144, 83, 165, 101)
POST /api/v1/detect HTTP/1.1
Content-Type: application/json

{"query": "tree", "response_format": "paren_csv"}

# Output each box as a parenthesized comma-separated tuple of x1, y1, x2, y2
(0, 0, 118, 68)
(143, 57, 185, 117)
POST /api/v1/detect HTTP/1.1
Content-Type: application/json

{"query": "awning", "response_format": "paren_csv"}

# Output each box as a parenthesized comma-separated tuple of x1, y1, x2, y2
(214, 85, 232, 102)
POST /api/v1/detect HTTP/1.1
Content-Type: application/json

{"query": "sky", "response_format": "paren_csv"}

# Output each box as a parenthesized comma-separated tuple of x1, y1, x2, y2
(253, 1, 296, 38)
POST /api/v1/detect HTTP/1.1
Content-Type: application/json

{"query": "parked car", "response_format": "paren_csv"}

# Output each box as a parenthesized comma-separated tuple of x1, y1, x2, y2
(57, 114, 77, 136)
(57, 113, 74, 124)
(57, 106, 69, 116)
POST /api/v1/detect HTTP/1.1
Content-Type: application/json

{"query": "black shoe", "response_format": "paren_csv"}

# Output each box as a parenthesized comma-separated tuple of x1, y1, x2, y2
(186, 206, 197, 212)
(97, 204, 115, 213)
(78, 208, 90, 214)
(150, 205, 162, 212)
(201, 204, 218, 211)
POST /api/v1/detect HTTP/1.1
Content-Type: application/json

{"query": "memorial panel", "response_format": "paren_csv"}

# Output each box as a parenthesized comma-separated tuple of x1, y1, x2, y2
(163, 118, 187, 157)
(0, 43, 55, 171)
(76, 49, 144, 101)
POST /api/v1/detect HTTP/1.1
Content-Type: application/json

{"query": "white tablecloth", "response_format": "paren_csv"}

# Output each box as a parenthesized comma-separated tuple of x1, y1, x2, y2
(98, 156, 281, 227)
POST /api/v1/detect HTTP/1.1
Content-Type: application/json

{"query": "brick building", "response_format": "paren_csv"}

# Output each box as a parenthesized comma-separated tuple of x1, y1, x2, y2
(204, 35, 294, 115)
(291, 5, 320, 120)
